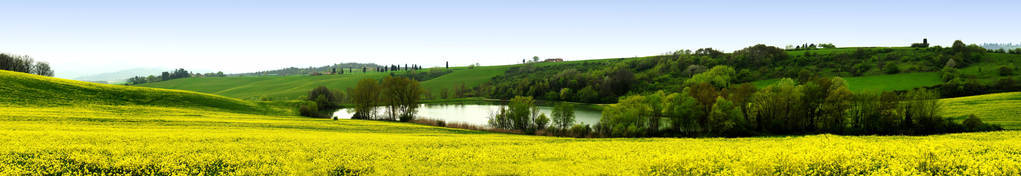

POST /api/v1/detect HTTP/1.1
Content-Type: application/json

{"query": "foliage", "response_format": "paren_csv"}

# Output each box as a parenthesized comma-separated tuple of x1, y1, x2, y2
(684, 65, 736, 87)
(0, 53, 54, 77)
(381, 76, 425, 121)
(350, 78, 382, 119)
(551, 102, 575, 130)
(535, 113, 550, 130)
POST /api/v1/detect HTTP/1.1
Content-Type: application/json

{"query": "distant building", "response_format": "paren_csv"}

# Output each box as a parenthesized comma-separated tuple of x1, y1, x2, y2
(543, 58, 564, 62)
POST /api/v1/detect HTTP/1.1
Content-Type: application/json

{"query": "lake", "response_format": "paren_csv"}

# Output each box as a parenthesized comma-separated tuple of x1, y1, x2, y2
(332, 104, 602, 126)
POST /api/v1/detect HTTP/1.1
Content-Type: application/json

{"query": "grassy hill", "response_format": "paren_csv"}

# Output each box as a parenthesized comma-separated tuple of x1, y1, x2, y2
(138, 47, 1021, 103)
(942, 92, 1021, 129)
(0, 70, 285, 114)
(139, 66, 510, 100)
(751, 72, 943, 92)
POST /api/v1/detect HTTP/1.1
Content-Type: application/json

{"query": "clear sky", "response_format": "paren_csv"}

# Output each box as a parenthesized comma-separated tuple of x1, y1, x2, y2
(1, 0, 1018, 78)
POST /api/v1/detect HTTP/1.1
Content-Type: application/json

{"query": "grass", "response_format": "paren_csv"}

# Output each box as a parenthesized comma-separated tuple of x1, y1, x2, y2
(0, 70, 286, 114)
(941, 92, 1021, 130)
(751, 72, 943, 92)
(4, 69, 1021, 175)
(958, 53, 1019, 83)
(138, 66, 511, 100)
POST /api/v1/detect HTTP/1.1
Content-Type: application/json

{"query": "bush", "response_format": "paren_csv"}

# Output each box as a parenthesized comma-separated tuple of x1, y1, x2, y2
(963, 114, 1003, 132)
(1000, 66, 1014, 76)
(885, 65, 901, 74)
(535, 113, 550, 130)
(569, 124, 592, 137)
(299, 101, 320, 117)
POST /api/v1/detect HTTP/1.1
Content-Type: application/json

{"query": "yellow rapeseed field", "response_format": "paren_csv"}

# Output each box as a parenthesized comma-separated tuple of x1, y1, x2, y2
(3, 70, 1021, 175)
(2, 105, 1021, 175)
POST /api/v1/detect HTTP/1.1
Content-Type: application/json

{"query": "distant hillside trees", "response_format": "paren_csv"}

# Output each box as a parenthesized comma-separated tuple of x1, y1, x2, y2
(126, 68, 225, 85)
(0, 53, 54, 77)
(233, 63, 380, 76)
(594, 76, 1001, 137)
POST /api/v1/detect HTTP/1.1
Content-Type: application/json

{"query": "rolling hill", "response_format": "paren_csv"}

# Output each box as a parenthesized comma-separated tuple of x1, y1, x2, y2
(138, 65, 511, 100)
(0, 70, 281, 114)
(139, 47, 1021, 102)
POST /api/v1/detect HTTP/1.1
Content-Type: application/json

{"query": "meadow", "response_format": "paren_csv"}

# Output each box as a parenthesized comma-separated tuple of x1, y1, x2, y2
(3, 70, 1021, 175)
(942, 92, 1021, 129)
(138, 66, 510, 100)
(752, 72, 943, 92)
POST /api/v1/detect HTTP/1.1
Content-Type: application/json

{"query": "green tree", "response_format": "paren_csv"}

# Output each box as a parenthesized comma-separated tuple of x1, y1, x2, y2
(508, 96, 538, 131)
(598, 95, 651, 137)
(663, 92, 700, 135)
(535, 113, 550, 130)
(552, 102, 575, 130)
(381, 76, 425, 122)
(684, 65, 736, 88)
(709, 97, 745, 135)
(351, 78, 382, 119)
(820, 77, 853, 133)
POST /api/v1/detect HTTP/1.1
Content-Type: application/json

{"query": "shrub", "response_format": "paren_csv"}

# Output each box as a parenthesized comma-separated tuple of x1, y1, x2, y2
(535, 113, 550, 130)
(885, 65, 901, 74)
(1000, 66, 1013, 76)
(552, 103, 575, 130)
(569, 123, 592, 138)
(299, 101, 320, 117)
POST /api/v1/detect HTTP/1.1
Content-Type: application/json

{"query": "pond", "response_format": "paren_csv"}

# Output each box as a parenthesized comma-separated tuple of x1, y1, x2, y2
(332, 104, 602, 126)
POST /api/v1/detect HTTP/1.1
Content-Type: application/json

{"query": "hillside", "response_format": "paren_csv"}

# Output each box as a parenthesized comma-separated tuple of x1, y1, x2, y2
(139, 66, 511, 100)
(942, 92, 1021, 129)
(0, 70, 279, 114)
(137, 46, 1021, 104)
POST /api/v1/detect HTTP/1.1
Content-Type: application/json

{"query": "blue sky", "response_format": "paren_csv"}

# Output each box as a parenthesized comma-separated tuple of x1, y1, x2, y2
(0, 0, 1017, 78)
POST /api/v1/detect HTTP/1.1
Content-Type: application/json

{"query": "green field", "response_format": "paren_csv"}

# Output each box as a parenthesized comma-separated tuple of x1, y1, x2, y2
(3, 71, 1021, 175)
(751, 72, 943, 92)
(139, 66, 510, 100)
(942, 92, 1021, 129)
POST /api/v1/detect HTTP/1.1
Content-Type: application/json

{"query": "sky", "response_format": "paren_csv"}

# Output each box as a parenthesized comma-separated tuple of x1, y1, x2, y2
(0, 0, 1018, 79)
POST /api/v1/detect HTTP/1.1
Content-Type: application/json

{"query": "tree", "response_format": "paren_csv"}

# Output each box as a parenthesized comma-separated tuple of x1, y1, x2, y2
(598, 95, 651, 137)
(552, 102, 576, 130)
(32, 62, 53, 77)
(684, 65, 736, 88)
(505, 96, 539, 132)
(663, 92, 700, 134)
(577, 86, 599, 103)
(820, 77, 853, 133)
(535, 113, 550, 130)
(308, 86, 340, 110)
(532, 56, 540, 62)
(381, 76, 424, 122)
(559, 88, 572, 101)
(708, 97, 745, 135)
(351, 78, 382, 119)
(1000, 66, 1014, 76)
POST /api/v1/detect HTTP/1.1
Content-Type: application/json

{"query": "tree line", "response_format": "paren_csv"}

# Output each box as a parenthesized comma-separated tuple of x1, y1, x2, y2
(0, 53, 54, 76)
(301, 76, 425, 122)
(591, 66, 1000, 137)
(471, 40, 1016, 105)
(126, 68, 225, 85)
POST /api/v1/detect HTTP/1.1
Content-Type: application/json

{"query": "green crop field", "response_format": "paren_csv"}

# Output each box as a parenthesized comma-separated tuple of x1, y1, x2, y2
(942, 92, 1021, 130)
(751, 72, 943, 92)
(3, 71, 1021, 175)
(138, 66, 511, 100)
